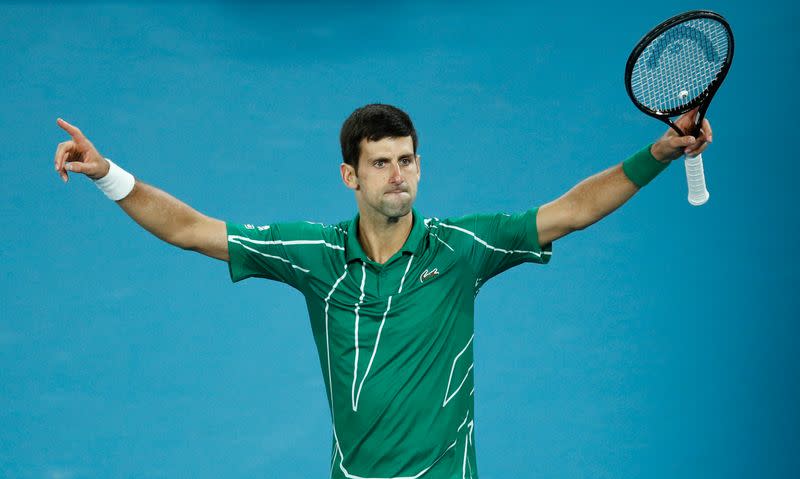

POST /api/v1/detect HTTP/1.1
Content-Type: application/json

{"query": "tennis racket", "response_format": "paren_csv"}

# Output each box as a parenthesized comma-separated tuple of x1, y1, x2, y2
(625, 10, 734, 205)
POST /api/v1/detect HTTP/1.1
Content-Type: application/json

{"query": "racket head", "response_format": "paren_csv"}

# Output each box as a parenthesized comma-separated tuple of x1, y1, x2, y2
(625, 10, 734, 135)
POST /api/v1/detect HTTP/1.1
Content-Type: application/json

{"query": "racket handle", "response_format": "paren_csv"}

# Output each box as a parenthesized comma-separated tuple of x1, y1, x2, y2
(684, 153, 709, 206)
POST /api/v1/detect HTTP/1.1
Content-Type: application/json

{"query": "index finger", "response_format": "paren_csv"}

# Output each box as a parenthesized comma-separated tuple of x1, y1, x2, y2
(681, 107, 699, 121)
(56, 118, 85, 142)
(675, 107, 699, 133)
(702, 118, 713, 142)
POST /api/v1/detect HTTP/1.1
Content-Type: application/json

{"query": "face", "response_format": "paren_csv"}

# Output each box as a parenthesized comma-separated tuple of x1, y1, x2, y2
(341, 136, 421, 221)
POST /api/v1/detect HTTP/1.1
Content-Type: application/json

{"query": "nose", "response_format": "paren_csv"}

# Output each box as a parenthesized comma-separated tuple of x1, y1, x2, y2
(389, 162, 403, 184)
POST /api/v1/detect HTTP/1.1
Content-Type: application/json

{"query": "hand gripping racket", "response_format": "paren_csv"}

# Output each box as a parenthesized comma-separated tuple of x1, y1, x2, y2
(625, 10, 734, 205)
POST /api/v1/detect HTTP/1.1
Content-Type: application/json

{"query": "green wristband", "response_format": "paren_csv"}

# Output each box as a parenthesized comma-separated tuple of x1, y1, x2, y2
(622, 144, 670, 188)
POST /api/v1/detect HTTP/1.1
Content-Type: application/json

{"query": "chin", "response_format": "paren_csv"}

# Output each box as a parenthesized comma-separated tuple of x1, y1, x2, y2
(379, 200, 413, 219)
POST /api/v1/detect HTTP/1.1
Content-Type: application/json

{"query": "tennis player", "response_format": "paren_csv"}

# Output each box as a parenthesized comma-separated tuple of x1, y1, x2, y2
(54, 104, 711, 478)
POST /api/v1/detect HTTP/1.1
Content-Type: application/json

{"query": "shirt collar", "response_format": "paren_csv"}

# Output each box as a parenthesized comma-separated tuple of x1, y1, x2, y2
(345, 209, 427, 264)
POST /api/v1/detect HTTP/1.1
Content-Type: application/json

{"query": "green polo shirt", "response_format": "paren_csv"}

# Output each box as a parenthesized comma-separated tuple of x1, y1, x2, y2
(227, 208, 552, 479)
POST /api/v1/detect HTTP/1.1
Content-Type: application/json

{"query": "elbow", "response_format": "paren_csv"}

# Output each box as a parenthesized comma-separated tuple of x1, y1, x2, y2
(572, 209, 611, 232)
(570, 194, 611, 231)
(176, 242, 195, 252)
(166, 228, 195, 251)
(169, 215, 209, 251)
(572, 210, 599, 232)
(565, 198, 591, 232)
(572, 221, 588, 232)
(572, 208, 594, 231)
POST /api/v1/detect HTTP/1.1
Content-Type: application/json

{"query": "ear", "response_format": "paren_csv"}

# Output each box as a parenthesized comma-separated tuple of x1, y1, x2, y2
(340, 163, 359, 190)
(416, 154, 422, 182)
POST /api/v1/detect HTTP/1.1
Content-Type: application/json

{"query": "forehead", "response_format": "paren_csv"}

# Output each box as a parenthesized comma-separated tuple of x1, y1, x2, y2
(358, 136, 415, 161)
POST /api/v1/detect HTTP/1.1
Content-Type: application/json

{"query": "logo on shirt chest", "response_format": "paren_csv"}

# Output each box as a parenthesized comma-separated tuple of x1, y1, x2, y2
(419, 268, 440, 284)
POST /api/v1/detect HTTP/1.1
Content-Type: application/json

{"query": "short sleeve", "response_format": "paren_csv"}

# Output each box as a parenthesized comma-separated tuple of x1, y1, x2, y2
(441, 207, 552, 282)
(226, 221, 341, 289)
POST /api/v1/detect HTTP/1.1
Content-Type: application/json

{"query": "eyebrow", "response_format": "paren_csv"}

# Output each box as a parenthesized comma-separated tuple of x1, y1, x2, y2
(369, 154, 414, 162)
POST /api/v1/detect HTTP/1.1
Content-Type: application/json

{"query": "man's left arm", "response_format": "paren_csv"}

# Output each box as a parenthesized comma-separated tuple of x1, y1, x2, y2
(536, 109, 713, 247)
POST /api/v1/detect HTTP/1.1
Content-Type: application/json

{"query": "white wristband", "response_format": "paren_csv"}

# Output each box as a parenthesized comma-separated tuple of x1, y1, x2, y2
(93, 158, 135, 201)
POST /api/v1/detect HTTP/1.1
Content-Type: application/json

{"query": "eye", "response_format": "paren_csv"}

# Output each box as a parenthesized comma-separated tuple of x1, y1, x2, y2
(373, 160, 386, 168)
(399, 157, 412, 166)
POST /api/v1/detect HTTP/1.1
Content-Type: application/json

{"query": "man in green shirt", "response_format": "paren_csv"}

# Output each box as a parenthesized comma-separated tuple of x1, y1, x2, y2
(54, 104, 711, 478)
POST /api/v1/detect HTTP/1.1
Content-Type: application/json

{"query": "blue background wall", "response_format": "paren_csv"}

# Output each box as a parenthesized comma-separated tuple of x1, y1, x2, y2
(2, 1, 797, 477)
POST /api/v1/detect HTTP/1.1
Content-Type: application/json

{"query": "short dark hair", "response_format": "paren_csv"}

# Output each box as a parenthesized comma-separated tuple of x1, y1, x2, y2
(340, 104, 418, 172)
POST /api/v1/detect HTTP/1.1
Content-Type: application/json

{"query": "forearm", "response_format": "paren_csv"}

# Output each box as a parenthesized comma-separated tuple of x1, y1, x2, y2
(569, 145, 668, 230)
(54, 120, 227, 258)
(566, 163, 639, 230)
(117, 180, 206, 249)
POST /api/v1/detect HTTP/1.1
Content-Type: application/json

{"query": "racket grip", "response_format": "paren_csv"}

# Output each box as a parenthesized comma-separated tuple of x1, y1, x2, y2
(684, 153, 709, 206)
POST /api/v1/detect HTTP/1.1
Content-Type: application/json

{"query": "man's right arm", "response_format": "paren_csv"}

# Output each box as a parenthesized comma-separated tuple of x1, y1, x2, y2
(54, 118, 229, 261)
(117, 181, 229, 261)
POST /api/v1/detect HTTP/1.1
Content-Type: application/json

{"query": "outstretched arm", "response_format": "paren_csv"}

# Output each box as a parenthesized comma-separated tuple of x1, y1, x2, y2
(536, 109, 713, 247)
(54, 118, 229, 261)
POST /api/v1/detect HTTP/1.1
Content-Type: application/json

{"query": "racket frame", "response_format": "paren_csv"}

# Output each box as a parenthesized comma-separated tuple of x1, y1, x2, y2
(624, 10, 734, 137)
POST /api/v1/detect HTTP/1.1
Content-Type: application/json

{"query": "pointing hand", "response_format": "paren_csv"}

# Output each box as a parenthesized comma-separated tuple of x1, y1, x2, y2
(54, 118, 109, 183)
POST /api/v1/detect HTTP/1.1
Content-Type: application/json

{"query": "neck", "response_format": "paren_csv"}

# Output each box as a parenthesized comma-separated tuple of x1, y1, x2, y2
(357, 209, 413, 264)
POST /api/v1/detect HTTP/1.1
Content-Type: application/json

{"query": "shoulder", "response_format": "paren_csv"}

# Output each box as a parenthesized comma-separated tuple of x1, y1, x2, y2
(227, 218, 348, 254)
(263, 219, 347, 243)
(297, 220, 349, 244)
(430, 210, 525, 237)
(431, 209, 541, 249)
(421, 213, 488, 255)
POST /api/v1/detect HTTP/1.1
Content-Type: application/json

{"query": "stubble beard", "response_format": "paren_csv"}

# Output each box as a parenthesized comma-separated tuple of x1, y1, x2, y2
(376, 193, 413, 224)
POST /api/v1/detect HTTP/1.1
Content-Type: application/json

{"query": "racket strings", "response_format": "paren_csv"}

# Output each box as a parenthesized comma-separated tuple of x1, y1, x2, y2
(630, 18, 730, 114)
